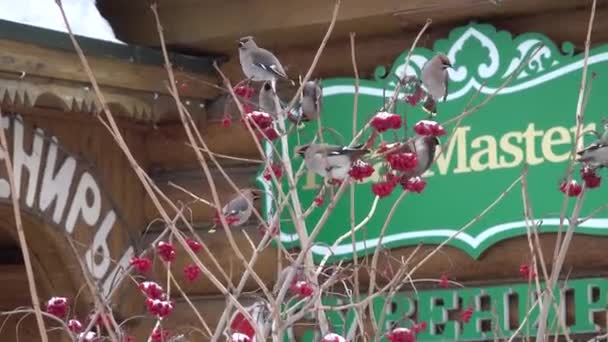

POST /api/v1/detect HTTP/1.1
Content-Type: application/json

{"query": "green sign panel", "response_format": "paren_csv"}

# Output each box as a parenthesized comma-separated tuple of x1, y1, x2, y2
(290, 277, 608, 341)
(257, 23, 608, 262)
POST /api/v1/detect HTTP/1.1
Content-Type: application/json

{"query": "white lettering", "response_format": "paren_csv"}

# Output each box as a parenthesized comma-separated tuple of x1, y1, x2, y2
(65, 172, 101, 233)
(85, 210, 115, 279)
(13, 122, 44, 207)
(39, 138, 77, 224)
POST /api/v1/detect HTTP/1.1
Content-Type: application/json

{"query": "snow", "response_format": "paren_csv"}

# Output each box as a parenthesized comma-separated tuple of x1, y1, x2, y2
(0, 0, 124, 44)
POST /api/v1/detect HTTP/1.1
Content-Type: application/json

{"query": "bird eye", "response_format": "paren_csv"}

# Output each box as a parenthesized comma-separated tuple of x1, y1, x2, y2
(238, 42, 244, 48)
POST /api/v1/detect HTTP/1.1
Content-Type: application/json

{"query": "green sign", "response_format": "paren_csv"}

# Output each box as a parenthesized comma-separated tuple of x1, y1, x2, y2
(257, 23, 608, 261)
(289, 277, 608, 340)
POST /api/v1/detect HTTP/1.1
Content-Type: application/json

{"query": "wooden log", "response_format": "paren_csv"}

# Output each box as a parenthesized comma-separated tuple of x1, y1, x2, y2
(0, 38, 220, 106)
(100, 0, 583, 52)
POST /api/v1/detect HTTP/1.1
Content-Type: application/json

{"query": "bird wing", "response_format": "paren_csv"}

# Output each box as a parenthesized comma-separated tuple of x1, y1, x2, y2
(315, 83, 323, 113)
(254, 49, 288, 79)
(577, 142, 603, 155)
(442, 71, 448, 102)
(223, 196, 249, 216)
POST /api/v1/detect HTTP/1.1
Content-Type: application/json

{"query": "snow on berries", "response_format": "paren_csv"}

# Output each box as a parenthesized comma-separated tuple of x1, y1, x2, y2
(348, 160, 375, 181)
(559, 179, 582, 197)
(387, 152, 418, 172)
(581, 166, 602, 189)
(233, 85, 255, 99)
(385, 327, 415, 342)
(46, 297, 68, 318)
(372, 179, 397, 198)
(370, 112, 402, 132)
(156, 241, 176, 262)
(291, 280, 314, 298)
(246, 111, 273, 130)
(321, 333, 346, 342)
(145, 298, 174, 318)
(413, 120, 446, 136)
(68, 319, 83, 333)
(139, 281, 165, 300)
(402, 177, 427, 193)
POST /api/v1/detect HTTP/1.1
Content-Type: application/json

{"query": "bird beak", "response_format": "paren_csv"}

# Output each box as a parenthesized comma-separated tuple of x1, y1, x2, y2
(295, 146, 308, 157)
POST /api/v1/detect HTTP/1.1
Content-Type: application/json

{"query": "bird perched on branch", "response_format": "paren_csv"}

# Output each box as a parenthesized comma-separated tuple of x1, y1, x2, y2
(258, 82, 282, 119)
(296, 143, 370, 180)
(421, 53, 452, 115)
(238, 36, 291, 92)
(383, 135, 441, 178)
(577, 119, 608, 168)
(221, 189, 261, 227)
(300, 80, 323, 122)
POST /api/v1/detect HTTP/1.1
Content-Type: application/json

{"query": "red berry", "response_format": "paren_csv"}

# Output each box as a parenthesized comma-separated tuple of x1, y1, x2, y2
(291, 281, 314, 298)
(150, 327, 171, 342)
(372, 180, 396, 198)
(145, 298, 174, 318)
(387, 152, 418, 172)
(230, 311, 256, 340)
(139, 281, 165, 300)
(385, 327, 415, 342)
(349, 160, 375, 181)
(233, 85, 255, 99)
(243, 104, 255, 114)
(259, 224, 279, 236)
(328, 178, 343, 186)
(222, 117, 232, 128)
(412, 321, 427, 333)
(321, 333, 346, 342)
(403, 177, 427, 193)
(263, 163, 283, 181)
(186, 238, 203, 253)
(406, 85, 425, 106)
(246, 111, 273, 129)
(184, 264, 201, 282)
(439, 274, 449, 288)
(519, 263, 536, 280)
(130, 256, 152, 273)
(414, 120, 446, 137)
(370, 112, 402, 132)
(261, 127, 280, 141)
(156, 241, 176, 262)
(46, 297, 68, 318)
(460, 307, 474, 323)
(68, 319, 83, 333)
(581, 166, 602, 189)
(314, 196, 324, 206)
(559, 180, 582, 197)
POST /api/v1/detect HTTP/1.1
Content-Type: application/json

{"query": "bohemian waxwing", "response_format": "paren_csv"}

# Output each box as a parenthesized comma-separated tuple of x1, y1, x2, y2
(238, 36, 289, 91)
(421, 53, 452, 115)
(296, 143, 370, 180)
(221, 189, 260, 227)
(300, 80, 323, 121)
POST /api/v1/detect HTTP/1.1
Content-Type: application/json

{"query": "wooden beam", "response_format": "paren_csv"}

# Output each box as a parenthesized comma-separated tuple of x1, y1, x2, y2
(0, 38, 220, 105)
(100, 0, 583, 51)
